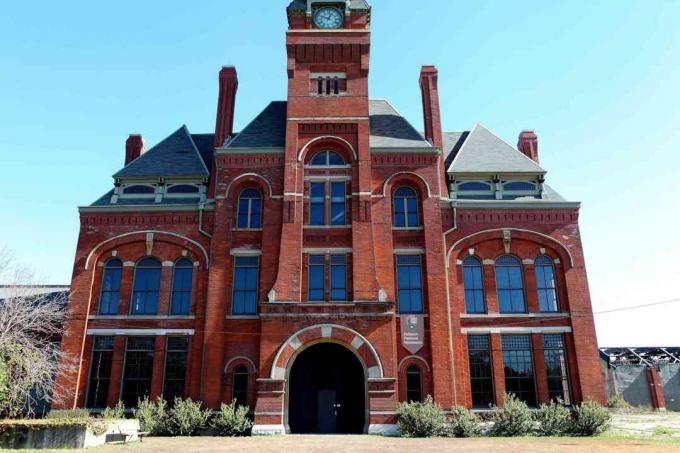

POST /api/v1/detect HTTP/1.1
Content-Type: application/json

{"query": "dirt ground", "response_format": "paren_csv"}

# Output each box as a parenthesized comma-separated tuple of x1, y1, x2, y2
(11, 435, 679, 453)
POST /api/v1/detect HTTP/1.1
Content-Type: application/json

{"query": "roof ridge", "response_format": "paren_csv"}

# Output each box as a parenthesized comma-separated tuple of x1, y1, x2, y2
(475, 123, 547, 172)
(447, 123, 480, 172)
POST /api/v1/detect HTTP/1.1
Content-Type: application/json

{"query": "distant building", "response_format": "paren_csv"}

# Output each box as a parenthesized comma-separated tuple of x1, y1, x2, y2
(53, 0, 604, 435)
(600, 348, 680, 411)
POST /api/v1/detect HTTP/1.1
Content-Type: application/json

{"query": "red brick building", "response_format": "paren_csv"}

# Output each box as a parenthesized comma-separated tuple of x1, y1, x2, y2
(54, 0, 604, 435)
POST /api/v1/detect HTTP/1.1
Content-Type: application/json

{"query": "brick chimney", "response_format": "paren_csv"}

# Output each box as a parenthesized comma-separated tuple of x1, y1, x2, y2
(419, 65, 443, 149)
(214, 66, 239, 148)
(518, 130, 539, 163)
(125, 134, 146, 165)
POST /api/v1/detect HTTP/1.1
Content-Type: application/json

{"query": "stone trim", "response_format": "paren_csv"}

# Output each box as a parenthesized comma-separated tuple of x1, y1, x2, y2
(86, 328, 194, 336)
(461, 326, 572, 334)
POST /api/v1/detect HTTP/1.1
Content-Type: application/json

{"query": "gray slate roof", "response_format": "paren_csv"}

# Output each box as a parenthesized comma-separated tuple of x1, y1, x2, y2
(447, 124, 546, 175)
(225, 102, 288, 149)
(113, 126, 209, 179)
(190, 133, 216, 170)
(369, 100, 434, 149)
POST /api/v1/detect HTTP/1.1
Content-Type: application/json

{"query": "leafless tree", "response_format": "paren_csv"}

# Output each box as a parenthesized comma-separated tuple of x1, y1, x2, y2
(0, 248, 73, 417)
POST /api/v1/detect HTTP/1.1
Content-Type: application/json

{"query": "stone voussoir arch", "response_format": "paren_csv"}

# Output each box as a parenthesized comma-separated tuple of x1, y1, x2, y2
(270, 324, 384, 380)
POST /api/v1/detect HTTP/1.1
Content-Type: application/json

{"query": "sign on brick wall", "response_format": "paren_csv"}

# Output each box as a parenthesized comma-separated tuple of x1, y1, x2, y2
(400, 315, 425, 354)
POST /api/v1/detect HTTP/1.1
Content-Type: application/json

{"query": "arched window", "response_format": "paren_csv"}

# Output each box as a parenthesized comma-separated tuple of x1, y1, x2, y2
(495, 255, 526, 313)
(309, 150, 345, 166)
(232, 366, 249, 408)
(393, 187, 419, 228)
(131, 258, 161, 315)
(237, 189, 262, 229)
(406, 366, 423, 403)
(535, 255, 559, 312)
(99, 259, 122, 315)
(462, 256, 485, 314)
(171, 258, 193, 315)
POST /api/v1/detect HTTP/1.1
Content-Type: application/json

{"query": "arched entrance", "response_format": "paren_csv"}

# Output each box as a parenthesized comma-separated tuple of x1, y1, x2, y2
(288, 343, 365, 434)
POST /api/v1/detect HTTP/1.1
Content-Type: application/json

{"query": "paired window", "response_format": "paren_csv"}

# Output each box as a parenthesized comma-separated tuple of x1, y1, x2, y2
(121, 336, 155, 407)
(311, 75, 348, 96)
(232, 256, 260, 315)
(502, 335, 537, 406)
(86, 336, 114, 408)
(393, 187, 419, 228)
(99, 259, 122, 315)
(131, 258, 161, 315)
(232, 366, 249, 408)
(535, 255, 559, 312)
(163, 336, 189, 403)
(308, 255, 348, 302)
(405, 366, 423, 403)
(170, 259, 193, 315)
(237, 189, 262, 229)
(543, 335, 571, 404)
(467, 335, 494, 408)
(495, 255, 526, 313)
(462, 257, 485, 313)
(309, 181, 347, 226)
(396, 255, 424, 314)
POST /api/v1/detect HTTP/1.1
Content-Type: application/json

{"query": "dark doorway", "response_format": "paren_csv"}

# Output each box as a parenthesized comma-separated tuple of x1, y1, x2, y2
(288, 343, 365, 434)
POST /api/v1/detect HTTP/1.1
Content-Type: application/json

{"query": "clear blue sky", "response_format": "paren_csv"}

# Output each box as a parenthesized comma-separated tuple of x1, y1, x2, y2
(1, 1, 678, 346)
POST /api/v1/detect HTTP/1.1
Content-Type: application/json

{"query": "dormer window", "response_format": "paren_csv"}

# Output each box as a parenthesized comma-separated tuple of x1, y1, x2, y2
(452, 180, 494, 200)
(122, 184, 155, 195)
(500, 180, 540, 200)
(310, 73, 347, 96)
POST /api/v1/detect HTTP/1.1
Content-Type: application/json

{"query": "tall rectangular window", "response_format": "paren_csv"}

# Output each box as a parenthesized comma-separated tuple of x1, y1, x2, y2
(467, 335, 494, 408)
(86, 336, 114, 409)
(330, 255, 347, 301)
(396, 255, 423, 314)
(543, 335, 571, 404)
(163, 336, 189, 403)
(330, 182, 346, 225)
(170, 259, 193, 315)
(310, 182, 325, 226)
(232, 256, 259, 315)
(462, 257, 485, 314)
(308, 255, 325, 301)
(502, 335, 537, 406)
(99, 260, 122, 315)
(121, 336, 155, 408)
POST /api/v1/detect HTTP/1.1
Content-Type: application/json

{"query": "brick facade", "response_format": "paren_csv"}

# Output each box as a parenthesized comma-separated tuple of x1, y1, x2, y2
(53, 0, 604, 435)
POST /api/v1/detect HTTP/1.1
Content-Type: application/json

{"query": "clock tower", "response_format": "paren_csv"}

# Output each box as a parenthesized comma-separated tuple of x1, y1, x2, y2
(270, 0, 377, 303)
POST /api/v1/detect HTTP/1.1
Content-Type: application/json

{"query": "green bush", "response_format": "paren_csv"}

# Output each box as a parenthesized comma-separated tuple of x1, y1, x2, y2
(533, 399, 571, 436)
(570, 400, 611, 436)
(133, 397, 168, 436)
(396, 395, 447, 438)
(490, 394, 534, 437)
(102, 401, 126, 420)
(446, 406, 482, 438)
(164, 398, 211, 436)
(211, 401, 253, 437)
(46, 409, 90, 420)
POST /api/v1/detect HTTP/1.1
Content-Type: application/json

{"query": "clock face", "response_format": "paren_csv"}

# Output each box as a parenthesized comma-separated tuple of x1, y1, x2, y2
(313, 7, 344, 29)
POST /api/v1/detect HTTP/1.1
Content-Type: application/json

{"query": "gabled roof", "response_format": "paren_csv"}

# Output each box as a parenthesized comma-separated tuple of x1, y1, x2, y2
(113, 126, 209, 179)
(447, 124, 546, 175)
(368, 100, 434, 149)
(225, 102, 288, 149)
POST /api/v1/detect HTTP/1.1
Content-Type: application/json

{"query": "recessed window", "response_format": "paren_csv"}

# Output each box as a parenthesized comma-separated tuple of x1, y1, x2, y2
(393, 187, 419, 228)
(307, 254, 348, 302)
(308, 255, 326, 302)
(232, 256, 259, 315)
(495, 255, 526, 313)
(310, 73, 347, 96)
(467, 335, 494, 408)
(396, 255, 423, 314)
(406, 366, 423, 403)
(309, 150, 346, 166)
(237, 189, 262, 229)
(535, 255, 559, 312)
(171, 258, 193, 315)
(131, 258, 161, 315)
(163, 336, 189, 403)
(543, 335, 571, 404)
(502, 335, 537, 407)
(330, 255, 348, 301)
(308, 181, 347, 226)
(86, 336, 114, 409)
(121, 336, 155, 408)
(232, 366, 249, 408)
(462, 256, 485, 314)
(99, 259, 122, 315)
